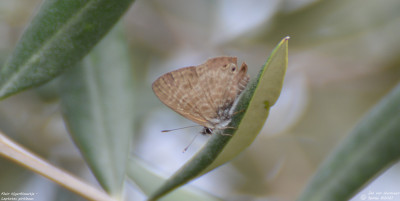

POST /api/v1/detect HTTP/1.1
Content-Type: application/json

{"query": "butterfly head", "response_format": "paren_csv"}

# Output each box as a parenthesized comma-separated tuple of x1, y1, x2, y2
(200, 127, 213, 135)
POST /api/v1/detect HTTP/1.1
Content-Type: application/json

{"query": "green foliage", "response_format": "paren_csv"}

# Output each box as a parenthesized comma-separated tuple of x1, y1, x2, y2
(1, 0, 399, 200)
(297, 83, 400, 201)
(0, 0, 134, 99)
(127, 157, 222, 201)
(60, 25, 135, 196)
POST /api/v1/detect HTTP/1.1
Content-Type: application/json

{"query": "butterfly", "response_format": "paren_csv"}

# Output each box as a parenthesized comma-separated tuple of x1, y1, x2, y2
(152, 57, 249, 135)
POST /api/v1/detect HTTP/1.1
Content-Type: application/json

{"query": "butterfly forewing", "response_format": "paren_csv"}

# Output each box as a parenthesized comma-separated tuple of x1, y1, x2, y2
(152, 66, 208, 126)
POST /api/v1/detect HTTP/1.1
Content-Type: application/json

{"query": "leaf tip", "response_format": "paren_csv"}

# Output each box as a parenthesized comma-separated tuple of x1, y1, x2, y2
(284, 36, 290, 40)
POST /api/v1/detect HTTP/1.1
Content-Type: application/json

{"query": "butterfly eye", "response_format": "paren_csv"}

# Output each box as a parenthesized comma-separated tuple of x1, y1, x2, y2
(223, 64, 227, 68)
(231, 67, 236, 72)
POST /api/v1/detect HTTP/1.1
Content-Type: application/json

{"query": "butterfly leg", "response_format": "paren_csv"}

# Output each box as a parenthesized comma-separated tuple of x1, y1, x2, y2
(219, 133, 233, 136)
(231, 109, 246, 116)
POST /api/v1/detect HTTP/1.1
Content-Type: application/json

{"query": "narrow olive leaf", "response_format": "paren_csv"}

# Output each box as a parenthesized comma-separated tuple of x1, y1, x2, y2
(127, 157, 222, 201)
(60, 25, 135, 197)
(297, 83, 400, 201)
(0, 0, 134, 100)
(148, 37, 289, 201)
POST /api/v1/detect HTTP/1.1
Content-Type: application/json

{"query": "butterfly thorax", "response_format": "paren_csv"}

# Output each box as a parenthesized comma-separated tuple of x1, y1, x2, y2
(201, 106, 233, 135)
(205, 103, 233, 129)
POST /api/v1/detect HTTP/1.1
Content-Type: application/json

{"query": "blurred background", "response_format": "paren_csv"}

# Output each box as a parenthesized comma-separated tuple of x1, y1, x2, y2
(1, 0, 400, 200)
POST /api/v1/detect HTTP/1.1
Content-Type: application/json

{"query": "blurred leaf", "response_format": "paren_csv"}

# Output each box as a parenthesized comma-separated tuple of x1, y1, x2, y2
(0, 157, 29, 193)
(60, 25, 135, 196)
(0, 0, 134, 100)
(127, 157, 222, 201)
(297, 83, 400, 201)
(148, 36, 289, 200)
(262, 0, 400, 47)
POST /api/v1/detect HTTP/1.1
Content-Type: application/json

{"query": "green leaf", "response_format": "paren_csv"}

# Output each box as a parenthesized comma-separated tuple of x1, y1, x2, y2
(297, 83, 400, 201)
(127, 157, 222, 201)
(0, 0, 134, 100)
(59, 25, 135, 197)
(148, 36, 289, 200)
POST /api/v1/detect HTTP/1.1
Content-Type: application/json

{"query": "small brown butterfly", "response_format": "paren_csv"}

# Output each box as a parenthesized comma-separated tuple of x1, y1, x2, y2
(152, 57, 249, 135)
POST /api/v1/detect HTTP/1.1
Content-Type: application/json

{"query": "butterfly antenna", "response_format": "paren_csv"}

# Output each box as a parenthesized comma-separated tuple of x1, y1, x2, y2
(161, 125, 202, 133)
(182, 133, 200, 153)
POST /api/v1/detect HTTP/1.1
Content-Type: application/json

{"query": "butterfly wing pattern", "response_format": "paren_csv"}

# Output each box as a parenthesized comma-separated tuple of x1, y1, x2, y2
(152, 57, 249, 132)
